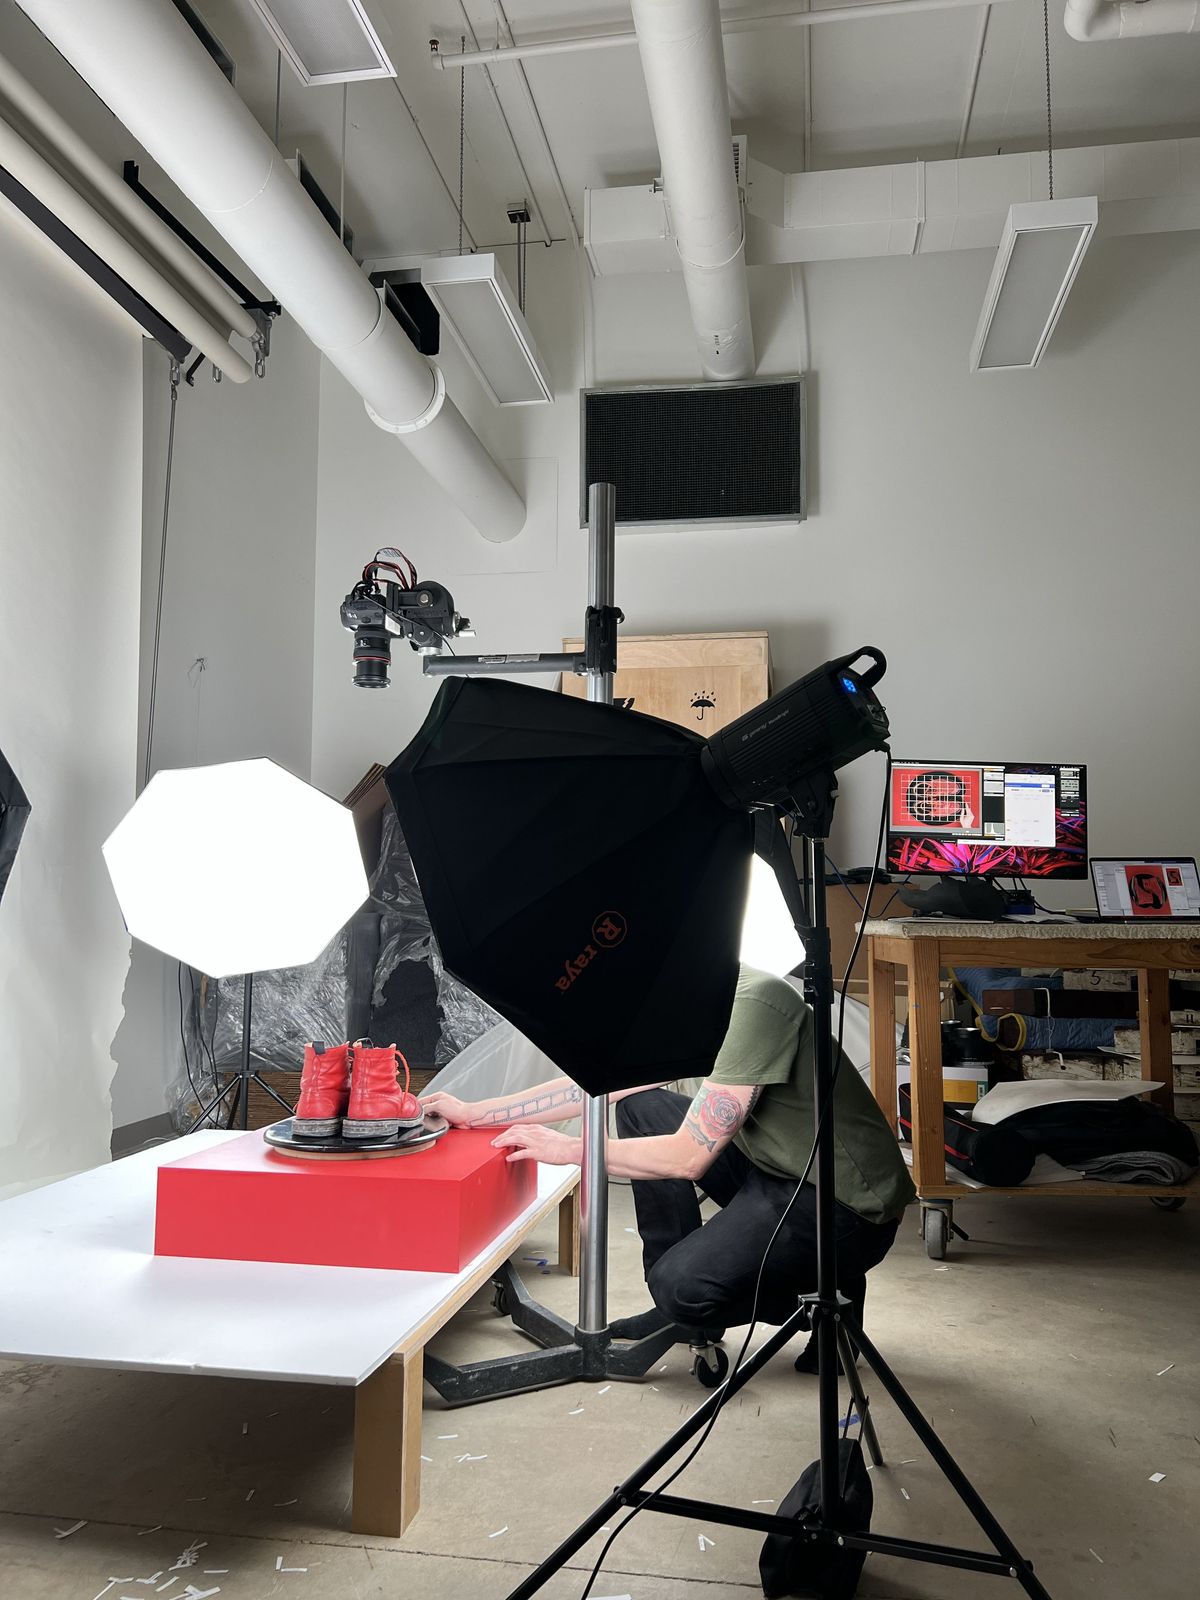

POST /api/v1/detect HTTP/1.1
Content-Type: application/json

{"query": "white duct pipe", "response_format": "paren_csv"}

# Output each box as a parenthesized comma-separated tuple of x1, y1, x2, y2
(16, 0, 524, 541)
(1065, 0, 1199, 35)
(629, 0, 754, 381)
(0, 109, 253, 380)
(0, 51, 257, 342)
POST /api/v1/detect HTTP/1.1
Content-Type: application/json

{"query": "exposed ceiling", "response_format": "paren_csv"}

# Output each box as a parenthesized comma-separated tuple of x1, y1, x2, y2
(3, 0, 1199, 267)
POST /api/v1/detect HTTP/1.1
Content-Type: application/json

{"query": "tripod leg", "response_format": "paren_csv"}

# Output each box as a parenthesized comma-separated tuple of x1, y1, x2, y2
(848, 1318, 1054, 1600)
(837, 1323, 882, 1467)
(191, 1074, 238, 1130)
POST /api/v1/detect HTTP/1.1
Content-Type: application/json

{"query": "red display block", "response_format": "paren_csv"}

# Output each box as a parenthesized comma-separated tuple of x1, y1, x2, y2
(155, 1129, 537, 1273)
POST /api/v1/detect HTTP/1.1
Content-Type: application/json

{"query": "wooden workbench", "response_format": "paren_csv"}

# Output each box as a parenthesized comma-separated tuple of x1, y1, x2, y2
(865, 918, 1200, 1254)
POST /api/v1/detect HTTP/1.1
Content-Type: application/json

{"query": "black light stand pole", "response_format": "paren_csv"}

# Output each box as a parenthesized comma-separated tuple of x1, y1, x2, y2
(239, 972, 254, 1130)
(506, 795, 1054, 1600)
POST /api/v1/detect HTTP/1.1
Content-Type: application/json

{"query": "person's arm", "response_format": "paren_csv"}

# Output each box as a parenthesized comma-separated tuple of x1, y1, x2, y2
(421, 1076, 675, 1130)
(491, 1080, 763, 1177)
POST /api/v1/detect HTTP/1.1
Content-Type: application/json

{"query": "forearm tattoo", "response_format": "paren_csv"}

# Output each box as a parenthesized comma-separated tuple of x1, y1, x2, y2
(683, 1084, 762, 1152)
(471, 1084, 585, 1126)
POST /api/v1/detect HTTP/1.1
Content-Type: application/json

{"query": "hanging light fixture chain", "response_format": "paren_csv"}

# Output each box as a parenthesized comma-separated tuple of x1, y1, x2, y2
(143, 357, 180, 791)
(1042, 0, 1054, 200)
(458, 35, 466, 253)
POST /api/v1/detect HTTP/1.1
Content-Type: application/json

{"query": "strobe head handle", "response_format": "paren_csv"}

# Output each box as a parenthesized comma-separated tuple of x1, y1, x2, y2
(701, 646, 890, 812)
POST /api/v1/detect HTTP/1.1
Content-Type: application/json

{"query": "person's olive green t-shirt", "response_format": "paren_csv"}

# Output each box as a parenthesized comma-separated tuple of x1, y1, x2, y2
(706, 966, 915, 1226)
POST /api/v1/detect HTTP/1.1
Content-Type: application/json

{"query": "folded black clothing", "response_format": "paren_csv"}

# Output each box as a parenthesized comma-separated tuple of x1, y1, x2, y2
(1003, 1098, 1199, 1168)
(899, 1085, 1034, 1186)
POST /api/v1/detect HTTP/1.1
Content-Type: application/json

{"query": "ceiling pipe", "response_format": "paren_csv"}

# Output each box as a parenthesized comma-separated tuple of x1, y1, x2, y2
(1064, 0, 1199, 35)
(433, 0, 1020, 70)
(15, 0, 524, 541)
(629, 0, 754, 382)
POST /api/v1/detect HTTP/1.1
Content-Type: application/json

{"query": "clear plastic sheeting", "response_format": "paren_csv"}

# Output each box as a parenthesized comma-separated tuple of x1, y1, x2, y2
(210, 926, 353, 1070)
(369, 806, 498, 1064)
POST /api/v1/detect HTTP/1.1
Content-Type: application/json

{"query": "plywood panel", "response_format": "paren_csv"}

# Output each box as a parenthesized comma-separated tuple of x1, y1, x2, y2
(561, 631, 770, 735)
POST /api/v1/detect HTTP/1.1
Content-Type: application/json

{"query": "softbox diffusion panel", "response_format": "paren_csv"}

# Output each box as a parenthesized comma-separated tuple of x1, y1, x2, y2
(0, 746, 31, 906)
(386, 677, 753, 1095)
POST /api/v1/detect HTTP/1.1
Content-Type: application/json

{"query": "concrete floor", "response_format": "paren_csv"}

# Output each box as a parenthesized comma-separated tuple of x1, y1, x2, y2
(1, 1182, 1198, 1600)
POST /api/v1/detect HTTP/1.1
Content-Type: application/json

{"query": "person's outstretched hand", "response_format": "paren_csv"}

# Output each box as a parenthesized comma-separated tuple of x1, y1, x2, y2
(491, 1125, 581, 1166)
(419, 1091, 475, 1126)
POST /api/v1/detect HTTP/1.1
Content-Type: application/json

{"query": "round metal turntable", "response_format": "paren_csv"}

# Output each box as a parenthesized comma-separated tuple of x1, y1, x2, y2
(262, 1113, 451, 1160)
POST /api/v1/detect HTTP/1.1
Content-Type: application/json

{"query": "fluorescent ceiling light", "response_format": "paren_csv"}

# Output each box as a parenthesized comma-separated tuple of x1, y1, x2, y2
(244, 0, 395, 86)
(103, 759, 368, 977)
(420, 253, 553, 406)
(970, 197, 1098, 373)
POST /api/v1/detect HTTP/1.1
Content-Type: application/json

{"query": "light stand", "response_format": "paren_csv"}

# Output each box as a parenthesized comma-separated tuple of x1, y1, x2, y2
(415, 484, 704, 1405)
(190, 972, 296, 1131)
(506, 780, 1054, 1600)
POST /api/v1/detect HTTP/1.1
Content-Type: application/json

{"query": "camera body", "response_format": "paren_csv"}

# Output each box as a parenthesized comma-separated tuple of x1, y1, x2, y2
(340, 580, 468, 687)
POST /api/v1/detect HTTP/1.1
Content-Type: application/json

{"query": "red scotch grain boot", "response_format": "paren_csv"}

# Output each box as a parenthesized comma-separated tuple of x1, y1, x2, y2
(293, 1042, 351, 1137)
(344, 1042, 423, 1139)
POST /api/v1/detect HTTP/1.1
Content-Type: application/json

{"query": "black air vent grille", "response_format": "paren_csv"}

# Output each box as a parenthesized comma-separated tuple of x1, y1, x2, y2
(581, 378, 805, 527)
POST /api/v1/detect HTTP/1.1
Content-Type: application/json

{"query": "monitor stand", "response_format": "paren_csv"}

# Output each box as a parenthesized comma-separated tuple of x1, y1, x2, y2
(898, 875, 1010, 920)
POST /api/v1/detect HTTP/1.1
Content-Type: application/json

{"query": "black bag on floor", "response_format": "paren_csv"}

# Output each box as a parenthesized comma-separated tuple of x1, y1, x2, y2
(898, 1085, 1034, 1186)
(759, 1438, 873, 1599)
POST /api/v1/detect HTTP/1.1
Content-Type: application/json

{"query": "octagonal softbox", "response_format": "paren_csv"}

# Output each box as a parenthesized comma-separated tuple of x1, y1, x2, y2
(0, 746, 30, 906)
(386, 677, 753, 1095)
(103, 759, 368, 977)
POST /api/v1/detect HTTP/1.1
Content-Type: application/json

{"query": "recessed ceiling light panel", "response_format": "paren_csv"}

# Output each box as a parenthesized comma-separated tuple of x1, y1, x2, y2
(244, 0, 396, 86)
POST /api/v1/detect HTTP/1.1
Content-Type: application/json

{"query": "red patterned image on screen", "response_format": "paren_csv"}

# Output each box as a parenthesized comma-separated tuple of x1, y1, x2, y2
(1125, 863, 1171, 917)
(890, 765, 983, 836)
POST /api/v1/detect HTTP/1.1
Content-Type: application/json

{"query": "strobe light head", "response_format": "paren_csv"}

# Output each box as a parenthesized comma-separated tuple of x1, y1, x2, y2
(701, 646, 889, 814)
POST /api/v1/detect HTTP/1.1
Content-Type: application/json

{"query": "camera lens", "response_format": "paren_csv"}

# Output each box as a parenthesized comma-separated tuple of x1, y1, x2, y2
(352, 627, 391, 687)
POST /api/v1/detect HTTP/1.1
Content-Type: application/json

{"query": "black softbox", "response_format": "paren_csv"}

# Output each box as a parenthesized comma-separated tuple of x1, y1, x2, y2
(386, 676, 753, 1094)
(0, 746, 30, 906)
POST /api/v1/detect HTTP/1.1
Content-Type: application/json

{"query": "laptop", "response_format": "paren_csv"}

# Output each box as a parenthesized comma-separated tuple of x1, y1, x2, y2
(1090, 857, 1200, 921)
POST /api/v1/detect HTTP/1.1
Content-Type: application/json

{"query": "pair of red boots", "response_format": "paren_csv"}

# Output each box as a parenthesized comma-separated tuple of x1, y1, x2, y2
(293, 1041, 423, 1140)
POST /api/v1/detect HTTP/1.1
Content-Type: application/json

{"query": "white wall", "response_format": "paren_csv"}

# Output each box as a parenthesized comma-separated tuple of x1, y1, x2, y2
(310, 231, 1200, 889)
(109, 316, 321, 1129)
(0, 197, 142, 1195)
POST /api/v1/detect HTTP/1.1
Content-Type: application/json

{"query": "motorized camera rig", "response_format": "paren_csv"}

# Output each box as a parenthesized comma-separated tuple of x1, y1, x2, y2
(340, 549, 472, 688)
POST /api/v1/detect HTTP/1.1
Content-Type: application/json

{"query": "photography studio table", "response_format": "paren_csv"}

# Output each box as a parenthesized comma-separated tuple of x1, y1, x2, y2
(0, 1132, 580, 1537)
(866, 918, 1200, 1254)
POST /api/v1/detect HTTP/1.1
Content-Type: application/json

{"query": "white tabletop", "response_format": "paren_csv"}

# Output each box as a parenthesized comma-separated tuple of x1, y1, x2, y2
(0, 1133, 577, 1387)
(864, 917, 1200, 941)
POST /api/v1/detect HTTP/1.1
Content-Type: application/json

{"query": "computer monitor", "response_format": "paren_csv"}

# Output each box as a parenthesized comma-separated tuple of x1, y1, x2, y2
(887, 760, 1088, 879)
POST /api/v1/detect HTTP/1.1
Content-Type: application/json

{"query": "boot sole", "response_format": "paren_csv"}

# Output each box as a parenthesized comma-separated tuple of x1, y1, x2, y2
(343, 1116, 424, 1139)
(292, 1117, 342, 1138)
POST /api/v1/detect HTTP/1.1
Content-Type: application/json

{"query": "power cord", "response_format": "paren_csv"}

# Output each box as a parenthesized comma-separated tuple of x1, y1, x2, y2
(578, 756, 893, 1599)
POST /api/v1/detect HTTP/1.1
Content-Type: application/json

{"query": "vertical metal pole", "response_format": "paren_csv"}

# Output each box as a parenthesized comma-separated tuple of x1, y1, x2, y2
(578, 481, 616, 1334)
(807, 837, 841, 1518)
(240, 972, 254, 1131)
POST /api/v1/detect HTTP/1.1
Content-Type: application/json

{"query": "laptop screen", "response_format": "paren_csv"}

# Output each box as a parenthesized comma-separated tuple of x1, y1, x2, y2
(1091, 858, 1200, 919)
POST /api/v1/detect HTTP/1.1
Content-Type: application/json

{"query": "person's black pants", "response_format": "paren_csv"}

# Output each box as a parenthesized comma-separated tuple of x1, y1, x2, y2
(615, 1088, 898, 1332)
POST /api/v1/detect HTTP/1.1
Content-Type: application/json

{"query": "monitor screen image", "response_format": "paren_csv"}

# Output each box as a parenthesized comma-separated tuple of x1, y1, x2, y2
(887, 760, 1087, 879)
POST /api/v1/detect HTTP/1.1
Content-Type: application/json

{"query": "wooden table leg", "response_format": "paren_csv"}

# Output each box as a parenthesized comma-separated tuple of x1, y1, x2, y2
(558, 1183, 580, 1276)
(1138, 967, 1174, 1117)
(868, 941, 898, 1129)
(352, 1347, 423, 1536)
(907, 940, 945, 1192)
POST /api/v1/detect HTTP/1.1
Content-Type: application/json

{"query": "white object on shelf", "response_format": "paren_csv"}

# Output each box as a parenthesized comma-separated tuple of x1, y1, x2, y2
(973, 1078, 1165, 1127)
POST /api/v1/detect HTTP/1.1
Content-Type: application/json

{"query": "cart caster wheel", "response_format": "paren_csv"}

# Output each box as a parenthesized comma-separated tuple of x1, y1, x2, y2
(691, 1345, 729, 1388)
(924, 1209, 949, 1261)
(491, 1281, 512, 1317)
(1151, 1196, 1186, 1212)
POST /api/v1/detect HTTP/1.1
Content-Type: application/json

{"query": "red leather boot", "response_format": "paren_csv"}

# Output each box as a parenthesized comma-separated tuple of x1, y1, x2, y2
(344, 1042, 423, 1139)
(293, 1042, 351, 1137)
